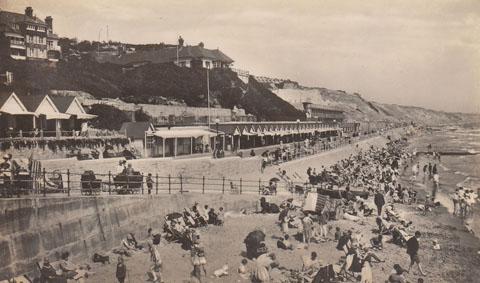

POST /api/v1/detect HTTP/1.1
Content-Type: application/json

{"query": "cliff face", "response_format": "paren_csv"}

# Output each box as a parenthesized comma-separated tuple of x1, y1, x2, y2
(271, 85, 479, 125)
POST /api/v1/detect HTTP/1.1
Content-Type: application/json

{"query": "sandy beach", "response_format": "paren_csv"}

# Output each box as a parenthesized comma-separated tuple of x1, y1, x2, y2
(80, 130, 480, 283)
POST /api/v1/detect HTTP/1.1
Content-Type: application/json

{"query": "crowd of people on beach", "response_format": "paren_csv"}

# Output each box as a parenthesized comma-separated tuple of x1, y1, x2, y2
(34, 129, 479, 283)
(228, 136, 432, 283)
(258, 137, 343, 173)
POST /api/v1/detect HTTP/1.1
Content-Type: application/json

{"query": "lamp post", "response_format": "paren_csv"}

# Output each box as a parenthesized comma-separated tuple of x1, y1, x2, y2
(207, 69, 211, 127)
(296, 119, 300, 142)
(215, 118, 220, 150)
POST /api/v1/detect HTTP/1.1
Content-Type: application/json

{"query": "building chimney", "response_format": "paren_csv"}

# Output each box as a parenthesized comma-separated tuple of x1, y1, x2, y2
(25, 7, 33, 17)
(45, 16, 53, 29)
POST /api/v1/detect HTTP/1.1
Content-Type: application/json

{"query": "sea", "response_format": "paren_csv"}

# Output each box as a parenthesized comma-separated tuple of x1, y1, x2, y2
(410, 126, 480, 236)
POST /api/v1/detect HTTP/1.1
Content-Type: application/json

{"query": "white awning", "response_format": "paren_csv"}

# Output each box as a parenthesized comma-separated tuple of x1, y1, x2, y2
(152, 128, 219, 139)
(0, 109, 36, 116)
(45, 112, 71, 120)
(72, 113, 97, 119)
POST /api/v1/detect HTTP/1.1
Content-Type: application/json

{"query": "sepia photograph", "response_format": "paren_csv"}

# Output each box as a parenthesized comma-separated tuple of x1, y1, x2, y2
(0, 0, 479, 282)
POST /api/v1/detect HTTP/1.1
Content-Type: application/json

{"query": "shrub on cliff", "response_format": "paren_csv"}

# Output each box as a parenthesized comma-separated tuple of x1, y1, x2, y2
(88, 104, 131, 130)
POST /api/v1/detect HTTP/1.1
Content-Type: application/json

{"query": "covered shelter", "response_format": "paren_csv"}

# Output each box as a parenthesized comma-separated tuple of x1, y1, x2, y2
(120, 122, 155, 155)
(51, 96, 97, 131)
(0, 89, 36, 137)
(211, 121, 340, 151)
(145, 126, 221, 157)
(18, 94, 71, 137)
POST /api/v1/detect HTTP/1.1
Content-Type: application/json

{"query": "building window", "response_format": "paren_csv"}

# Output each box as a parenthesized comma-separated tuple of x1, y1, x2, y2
(38, 27, 46, 32)
(27, 25, 36, 31)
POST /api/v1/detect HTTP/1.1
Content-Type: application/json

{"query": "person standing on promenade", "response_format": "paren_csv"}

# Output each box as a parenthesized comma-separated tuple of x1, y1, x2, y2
(406, 231, 426, 276)
(146, 173, 153, 195)
(374, 190, 385, 216)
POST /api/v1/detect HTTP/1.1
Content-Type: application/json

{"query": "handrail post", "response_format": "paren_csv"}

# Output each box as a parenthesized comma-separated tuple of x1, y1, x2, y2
(258, 178, 261, 195)
(42, 168, 46, 197)
(126, 174, 129, 193)
(155, 173, 159, 194)
(108, 171, 111, 195)
(141, 173, 144, 194)
(168, 174, 171, 194)
(67, 169, 70, 197)
(180, 174, 183, 194)
(202, 176, 205, 194)
(240, 178, 242, 194)
(222, 177, 225, 194)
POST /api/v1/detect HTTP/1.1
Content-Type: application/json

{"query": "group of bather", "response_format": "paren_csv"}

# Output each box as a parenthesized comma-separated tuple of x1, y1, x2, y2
(246, 136, 430, 282)
(163, 203, 224, 246)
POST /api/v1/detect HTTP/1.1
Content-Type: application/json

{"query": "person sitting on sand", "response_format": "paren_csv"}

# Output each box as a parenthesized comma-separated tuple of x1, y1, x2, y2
(361, 247, 384, 263)
(351, 229, 367, 249)
(122, 233, 142, 251)
(238, 258, 250, 280)
(370, 235, 383, 250)
(388, 264, 408, 283)
(58, 252, 80, 279)
(277, 234, 293, 250)
(302, 251, 322, 276)
(40, 258, 64, 283)
(251, 253, 279, 283)
(337, 231, 352, 255)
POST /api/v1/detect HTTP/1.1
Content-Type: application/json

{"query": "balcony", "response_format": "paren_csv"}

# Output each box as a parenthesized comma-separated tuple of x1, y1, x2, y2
(10, 42, 26, 49)
(10, 54, 26, 60)
(47, 45, 61, 51)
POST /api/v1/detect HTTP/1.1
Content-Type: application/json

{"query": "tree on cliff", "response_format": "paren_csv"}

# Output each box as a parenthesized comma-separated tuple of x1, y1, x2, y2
(88, 104, 131, 130)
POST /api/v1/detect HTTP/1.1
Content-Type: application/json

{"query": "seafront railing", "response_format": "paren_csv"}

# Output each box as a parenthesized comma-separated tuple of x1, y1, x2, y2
(0, 169, 302, 197)
(0, 131, 385, 199)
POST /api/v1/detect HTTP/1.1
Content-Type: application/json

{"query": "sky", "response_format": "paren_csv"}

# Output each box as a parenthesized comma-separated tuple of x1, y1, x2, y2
(1, 0, 479, 113)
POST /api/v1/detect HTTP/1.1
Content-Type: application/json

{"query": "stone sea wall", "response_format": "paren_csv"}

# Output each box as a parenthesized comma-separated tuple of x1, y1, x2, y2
(0, 193, 265, 279)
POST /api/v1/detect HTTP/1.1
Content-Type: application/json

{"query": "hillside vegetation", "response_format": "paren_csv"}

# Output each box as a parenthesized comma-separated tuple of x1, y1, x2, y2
(0, 56, 303, 121)
(1, 55, 476, 125)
